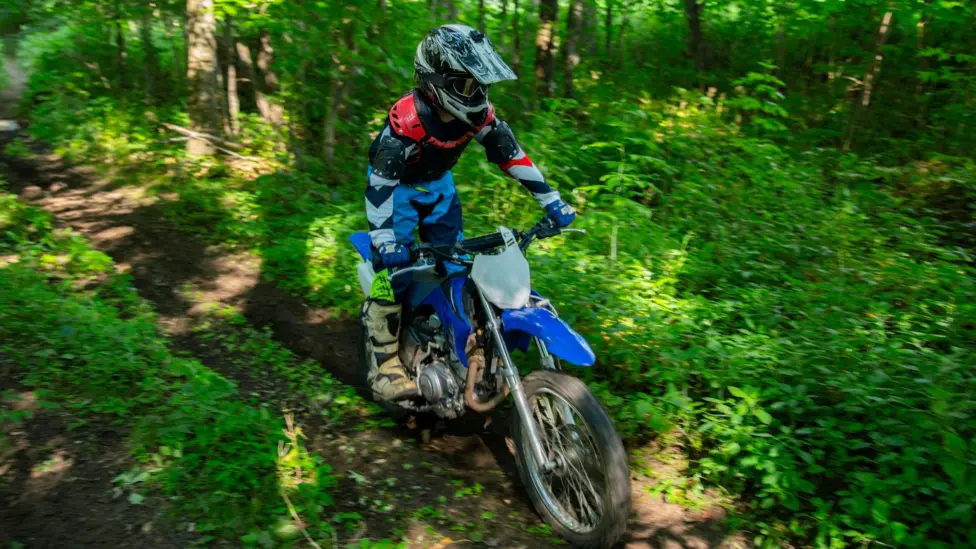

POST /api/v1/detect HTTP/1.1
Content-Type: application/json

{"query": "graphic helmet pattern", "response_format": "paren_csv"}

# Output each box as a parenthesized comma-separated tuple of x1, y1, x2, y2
(415, 24, 517, 127)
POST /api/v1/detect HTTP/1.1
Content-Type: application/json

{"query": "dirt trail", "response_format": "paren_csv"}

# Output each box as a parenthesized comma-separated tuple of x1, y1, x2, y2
(0, 135, 743, 549)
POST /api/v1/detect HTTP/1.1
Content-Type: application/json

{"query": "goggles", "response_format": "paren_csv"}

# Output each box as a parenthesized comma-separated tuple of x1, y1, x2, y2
(433, 73, 490, 100)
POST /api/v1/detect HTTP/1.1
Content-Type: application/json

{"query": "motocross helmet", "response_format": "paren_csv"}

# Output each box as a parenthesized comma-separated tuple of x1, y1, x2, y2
(414, 24, 517, 127)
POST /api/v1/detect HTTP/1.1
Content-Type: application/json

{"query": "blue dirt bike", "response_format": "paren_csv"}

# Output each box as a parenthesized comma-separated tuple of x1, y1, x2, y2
(349, 218, 630, 549)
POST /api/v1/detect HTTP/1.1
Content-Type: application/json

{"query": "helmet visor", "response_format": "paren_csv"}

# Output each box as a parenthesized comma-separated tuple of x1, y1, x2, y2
(440, 25, 517, 85)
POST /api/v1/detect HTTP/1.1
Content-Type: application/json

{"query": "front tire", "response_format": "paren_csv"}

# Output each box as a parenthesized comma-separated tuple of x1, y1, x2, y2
(511, 371, 631, 549)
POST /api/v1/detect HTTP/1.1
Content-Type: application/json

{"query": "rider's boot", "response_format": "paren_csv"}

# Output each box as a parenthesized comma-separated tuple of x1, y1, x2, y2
(363, 299, 419, 401)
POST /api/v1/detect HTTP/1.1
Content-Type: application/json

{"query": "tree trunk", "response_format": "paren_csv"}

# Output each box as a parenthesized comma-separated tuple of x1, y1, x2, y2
(582, 0, 597, 55)
(324, 21, 358, 165)
(115, 0, 127, 90)
(604, 0, 612, 58)
(562, 0, 583, 97)
(913, 12, 931, 133)
(512, 0, 522, 80)
(843, 10, 894, 150)
(534, 0, 558, 97)
(0, 37, 25, 119)
(140, 11, 159, 103)
(497, 0, 508, 51)
(224, 17, 239, 136)
(429, 0, 439, 19)
(322, 79, 349, 165)
(684, 0, 704, 73)
(615, 5, 628, 68)
(166, 18, 184, 87)
(775, 1, 794, 78)
(235, 41, 256, 100)
(214, 43, 230, 136)
(254, 30, 284, 127)
(186, 0, 221, 156)
(479, 0, 486, 30)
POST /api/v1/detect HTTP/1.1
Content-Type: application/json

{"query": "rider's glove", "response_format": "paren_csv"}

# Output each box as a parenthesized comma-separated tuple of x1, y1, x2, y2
(544, 199, 577, 228)
(377, 242, 411, 270)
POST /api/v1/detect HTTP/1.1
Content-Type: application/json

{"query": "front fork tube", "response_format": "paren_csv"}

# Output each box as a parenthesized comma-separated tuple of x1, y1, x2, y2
(535, 337, 576, 425)
(536, 337, 558, 371)
(476, 288, 556, 473)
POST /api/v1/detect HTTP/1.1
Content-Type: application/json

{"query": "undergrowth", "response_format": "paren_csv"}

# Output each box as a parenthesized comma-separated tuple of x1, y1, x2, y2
(10, 80, 976, 547)
(0, 181, 369, 547)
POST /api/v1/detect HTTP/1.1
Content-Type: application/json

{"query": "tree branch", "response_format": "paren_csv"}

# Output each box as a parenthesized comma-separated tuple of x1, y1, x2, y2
(162, 123, 245, 150)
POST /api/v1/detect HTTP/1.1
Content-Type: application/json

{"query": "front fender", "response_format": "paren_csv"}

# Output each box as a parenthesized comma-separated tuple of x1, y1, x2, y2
(501, 307, 595, 366)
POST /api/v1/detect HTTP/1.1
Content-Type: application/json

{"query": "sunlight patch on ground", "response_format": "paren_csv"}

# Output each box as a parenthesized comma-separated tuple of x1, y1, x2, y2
(29, 450, 72, 480)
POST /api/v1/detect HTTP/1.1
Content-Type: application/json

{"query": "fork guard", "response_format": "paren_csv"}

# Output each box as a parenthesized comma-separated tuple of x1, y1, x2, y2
(501, 307, 595, 366)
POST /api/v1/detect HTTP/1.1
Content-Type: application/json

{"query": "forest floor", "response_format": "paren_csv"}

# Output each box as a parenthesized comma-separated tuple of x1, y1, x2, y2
(0, 127, 745, 549)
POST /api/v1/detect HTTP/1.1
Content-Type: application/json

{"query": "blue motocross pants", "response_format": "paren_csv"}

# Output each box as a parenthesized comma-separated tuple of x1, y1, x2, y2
(367, 168, 464, 300)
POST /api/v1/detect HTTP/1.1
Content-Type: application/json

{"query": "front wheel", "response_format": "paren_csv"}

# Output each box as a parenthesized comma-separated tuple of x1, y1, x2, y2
(511, 371, 631, 549)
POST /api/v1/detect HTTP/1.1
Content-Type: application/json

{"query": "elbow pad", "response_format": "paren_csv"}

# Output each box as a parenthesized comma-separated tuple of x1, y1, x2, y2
(481, 121, 521, 165)
(372, 136, 407, 179)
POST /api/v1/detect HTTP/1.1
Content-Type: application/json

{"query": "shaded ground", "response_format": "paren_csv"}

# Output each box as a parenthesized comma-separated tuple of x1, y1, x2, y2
(0, 132, 745, 549)
(0, 385, 196, 549)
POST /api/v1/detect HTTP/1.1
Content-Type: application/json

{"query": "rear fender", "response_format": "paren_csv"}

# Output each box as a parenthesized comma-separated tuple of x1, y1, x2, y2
(501, 307, 595, 366)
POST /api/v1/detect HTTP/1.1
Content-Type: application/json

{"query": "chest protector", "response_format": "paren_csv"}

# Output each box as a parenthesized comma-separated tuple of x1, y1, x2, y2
(389, 92, 495, 183)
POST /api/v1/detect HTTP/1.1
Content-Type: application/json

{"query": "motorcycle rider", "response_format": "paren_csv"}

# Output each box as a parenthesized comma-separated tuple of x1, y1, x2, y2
(363, 24, 577, 401)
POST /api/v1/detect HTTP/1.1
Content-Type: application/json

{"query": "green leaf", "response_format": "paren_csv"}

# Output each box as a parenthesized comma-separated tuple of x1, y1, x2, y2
(890, 522, 909, 543)
(755, 409, 773, 425)
(871, 499, 890, 524)
(128, 492, 144, 505)
(728, 386, 747, 399)
(273, 520, 301, 540)
(944, 432, 966, 456)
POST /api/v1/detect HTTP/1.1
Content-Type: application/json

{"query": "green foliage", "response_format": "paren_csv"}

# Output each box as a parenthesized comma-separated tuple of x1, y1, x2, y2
(17, 78, 976, 547)
(725, 66, 789, 135)
(0, 192, 341, 544)
(7, 0, 976, 547)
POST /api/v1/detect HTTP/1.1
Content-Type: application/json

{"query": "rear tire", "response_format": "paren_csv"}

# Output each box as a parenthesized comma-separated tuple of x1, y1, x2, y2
(511, 371, 630, 549)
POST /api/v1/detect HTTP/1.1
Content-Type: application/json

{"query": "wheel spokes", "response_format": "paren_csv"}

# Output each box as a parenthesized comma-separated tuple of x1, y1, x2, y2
(528, 390, 608, 532)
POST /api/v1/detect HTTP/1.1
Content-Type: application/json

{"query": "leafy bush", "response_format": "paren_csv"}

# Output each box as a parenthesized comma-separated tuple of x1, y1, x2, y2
(0, 192, 339, 543)
(13, 16, 976, 543)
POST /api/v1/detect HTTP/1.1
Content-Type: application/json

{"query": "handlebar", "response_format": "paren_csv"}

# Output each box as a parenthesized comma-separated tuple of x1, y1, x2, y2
(407, 217, 582, 264)
(380, 217, 584, 281)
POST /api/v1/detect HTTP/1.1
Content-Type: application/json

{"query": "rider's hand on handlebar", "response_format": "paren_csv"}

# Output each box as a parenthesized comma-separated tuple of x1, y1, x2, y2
(377, 242, 411, 270)
(544, 199, 577, 229)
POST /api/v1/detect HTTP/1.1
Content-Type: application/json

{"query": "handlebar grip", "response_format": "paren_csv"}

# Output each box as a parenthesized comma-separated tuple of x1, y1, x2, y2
(460, 232, 507, 253)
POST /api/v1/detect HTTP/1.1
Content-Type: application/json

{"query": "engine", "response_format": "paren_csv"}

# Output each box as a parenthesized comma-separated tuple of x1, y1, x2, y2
(417, 362, 459, 404)
(398, 313, 467, 418)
